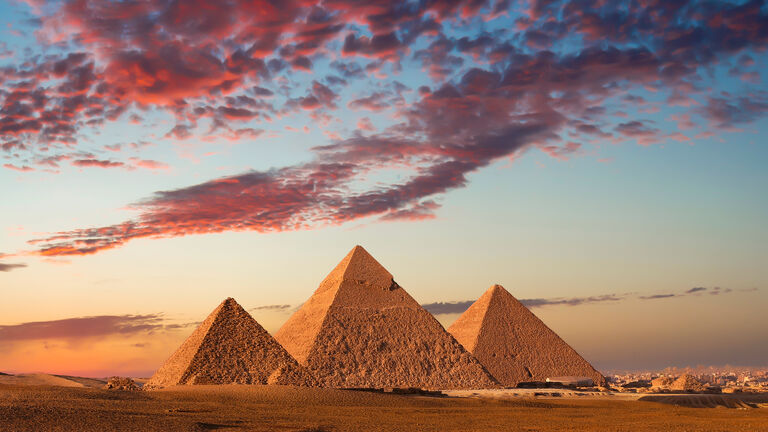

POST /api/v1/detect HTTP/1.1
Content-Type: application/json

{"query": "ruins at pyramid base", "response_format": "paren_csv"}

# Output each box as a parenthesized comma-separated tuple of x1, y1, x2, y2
(145, 297, 316, 389)
(275, 245, 498, 390)
(448, 284, 606, 387)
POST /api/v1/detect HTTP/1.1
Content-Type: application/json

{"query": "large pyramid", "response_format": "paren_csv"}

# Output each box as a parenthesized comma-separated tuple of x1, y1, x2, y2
(274, 246, 497, 389)
(145, 298, 315, 389)
(448, 285, 605, 387)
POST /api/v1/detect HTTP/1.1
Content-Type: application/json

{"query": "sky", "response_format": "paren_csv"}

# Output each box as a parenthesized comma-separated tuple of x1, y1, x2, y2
(1, 0, 767, 377)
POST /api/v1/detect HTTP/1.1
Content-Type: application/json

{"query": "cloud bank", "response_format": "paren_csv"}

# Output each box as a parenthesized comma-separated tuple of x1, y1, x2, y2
(422, 286, 756, 316)
(0, 0, 763, 257)
(0, 314, 193, 342)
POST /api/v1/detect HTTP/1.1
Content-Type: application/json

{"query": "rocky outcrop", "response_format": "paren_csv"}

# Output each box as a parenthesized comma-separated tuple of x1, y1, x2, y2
(104, 376, 139, 391)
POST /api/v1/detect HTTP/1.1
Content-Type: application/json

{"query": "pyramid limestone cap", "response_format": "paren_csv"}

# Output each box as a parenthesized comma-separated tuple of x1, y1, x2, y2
(321, 245, 394, 289)
(209, 297, 242, 319)
(489, 284, 506, 294)
(486, 284, 517, 302)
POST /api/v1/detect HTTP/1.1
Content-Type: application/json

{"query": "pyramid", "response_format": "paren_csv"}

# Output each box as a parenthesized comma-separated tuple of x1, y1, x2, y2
(448, 285, 605, 387)
(145, 297, 315, 389)
(274, 245, 497, 389)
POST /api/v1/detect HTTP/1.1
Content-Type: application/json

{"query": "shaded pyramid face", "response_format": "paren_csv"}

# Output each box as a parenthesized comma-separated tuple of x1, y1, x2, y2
(448, 285, 605, 387)
(274, 246, 497, 389)
(145, 298, 315, 389)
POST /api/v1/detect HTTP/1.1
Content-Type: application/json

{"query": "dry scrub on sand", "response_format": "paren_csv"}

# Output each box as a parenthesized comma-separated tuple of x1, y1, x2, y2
(1, 384, 767, 432)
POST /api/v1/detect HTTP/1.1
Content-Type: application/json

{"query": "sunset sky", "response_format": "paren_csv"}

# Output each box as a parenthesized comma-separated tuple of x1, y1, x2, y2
(1, 0, 767, 377)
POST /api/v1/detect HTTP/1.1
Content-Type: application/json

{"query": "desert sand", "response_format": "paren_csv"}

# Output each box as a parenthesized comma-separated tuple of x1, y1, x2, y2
(1, 383, 767, 432)
(0, 373, 105, 388)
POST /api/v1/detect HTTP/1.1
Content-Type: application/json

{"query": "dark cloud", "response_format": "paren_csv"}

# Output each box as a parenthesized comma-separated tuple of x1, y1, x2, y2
(250, 304, 292, 312)
(614, 121, 660, 145)
(413, 34, 464, 80)
(638, 294, 677, 300)
(348, 92, 392, 111)
(342, 32, 405, 59)
(424, 286, 758, 315)
(0, 314, 193, 342)
(421, 300, 474, 315)
(71, 159, 125, 169)
(521, 294, 625, 308)
(422, 294, 625, 315)
(686, 287, 707, 294)
(0, 263, 27, 272)
(698, 95, 768, 129)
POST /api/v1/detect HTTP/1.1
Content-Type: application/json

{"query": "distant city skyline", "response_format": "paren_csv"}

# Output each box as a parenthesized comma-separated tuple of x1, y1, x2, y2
(1, 0, 767, 376)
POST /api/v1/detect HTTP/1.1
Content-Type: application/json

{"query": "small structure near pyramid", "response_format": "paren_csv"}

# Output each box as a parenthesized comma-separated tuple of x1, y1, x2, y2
(669, 374, 706, 392)
(145, 298, 315, 389)
(448, 284, 605, 387)
(274, 245, 497, 389)
(651, 376, 674, 389)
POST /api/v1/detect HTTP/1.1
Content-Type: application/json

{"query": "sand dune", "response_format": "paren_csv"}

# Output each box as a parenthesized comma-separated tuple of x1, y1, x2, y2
(0, 373, 96, 388)
(639, 394, 768, 409)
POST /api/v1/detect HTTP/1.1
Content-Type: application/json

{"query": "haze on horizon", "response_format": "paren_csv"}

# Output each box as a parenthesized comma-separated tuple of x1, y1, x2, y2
(1, 0, 767, 378)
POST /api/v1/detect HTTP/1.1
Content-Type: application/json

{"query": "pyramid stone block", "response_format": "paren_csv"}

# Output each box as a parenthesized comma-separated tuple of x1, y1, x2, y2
(448, 285, 605, 387)
(145, 297, 315, 389)
(275, 246, 497, 389)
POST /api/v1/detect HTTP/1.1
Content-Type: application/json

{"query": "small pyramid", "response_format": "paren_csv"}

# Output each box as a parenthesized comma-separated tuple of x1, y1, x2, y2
(145, 298, 315, 389)
(448, 285, 605, 387)
(275, 246, 497, 389)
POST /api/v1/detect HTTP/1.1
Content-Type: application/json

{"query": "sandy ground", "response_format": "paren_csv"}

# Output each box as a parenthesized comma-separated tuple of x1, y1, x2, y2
(1, 382, 767, 432)
(0, 373, 106, 388)
(445, 388, 647, 401)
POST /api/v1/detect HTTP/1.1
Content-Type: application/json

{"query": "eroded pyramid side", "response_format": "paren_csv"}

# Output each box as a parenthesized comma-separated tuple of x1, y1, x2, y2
(146, 298, 316, 389)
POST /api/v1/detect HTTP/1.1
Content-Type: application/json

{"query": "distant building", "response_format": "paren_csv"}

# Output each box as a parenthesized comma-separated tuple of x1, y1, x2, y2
(546, 376, 594, 387)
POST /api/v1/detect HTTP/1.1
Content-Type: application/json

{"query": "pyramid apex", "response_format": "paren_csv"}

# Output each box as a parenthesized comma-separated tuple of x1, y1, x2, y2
(347, 244, 371, 259)
(220, 297, 241, 308)
(489, 284, 507, 293)
(328, 245, 393, 285)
